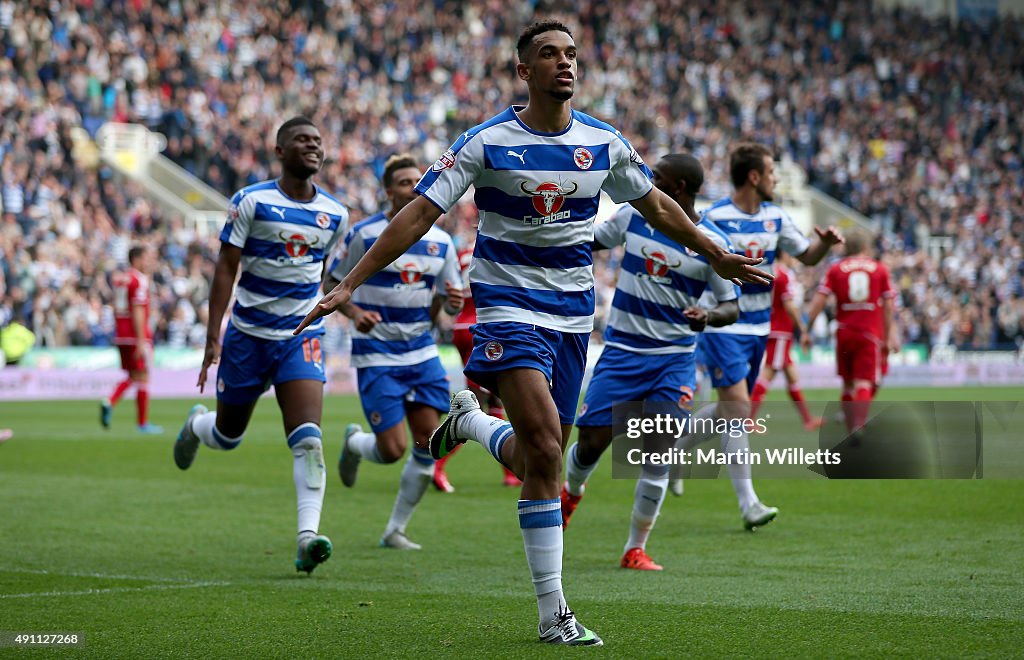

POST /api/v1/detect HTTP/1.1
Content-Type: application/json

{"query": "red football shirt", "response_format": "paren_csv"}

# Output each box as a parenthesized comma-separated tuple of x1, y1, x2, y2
(453, 246, 476, 331)
(769, 264, 795, 338)
(113, 268, 152, 344)
(818, 256, 895, 341)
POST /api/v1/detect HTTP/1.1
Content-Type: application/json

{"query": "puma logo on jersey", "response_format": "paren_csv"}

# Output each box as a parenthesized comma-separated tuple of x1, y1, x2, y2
(507, 149, 527, 165)
(271, 207, 286, 219)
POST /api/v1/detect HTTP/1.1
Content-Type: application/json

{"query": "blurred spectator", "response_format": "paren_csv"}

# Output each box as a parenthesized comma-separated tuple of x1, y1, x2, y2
(0, 0, 1020, 353)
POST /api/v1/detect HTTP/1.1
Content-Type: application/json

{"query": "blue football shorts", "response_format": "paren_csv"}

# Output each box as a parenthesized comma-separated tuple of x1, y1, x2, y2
(216, 322, 326, 405)
(356, 356, 451, 433)
(697, 332, 768, 393)
(576, 345, 697, 427)
(464, 321, 588, 425)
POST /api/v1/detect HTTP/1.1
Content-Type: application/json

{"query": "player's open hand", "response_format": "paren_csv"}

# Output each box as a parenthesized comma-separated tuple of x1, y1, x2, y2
(815, 225, 845, 246)
(352, 308, 382, 333)
(197, 338, 221, 393)
(683, 306, 708, 332)
(711, 252, 773, 287)
(294, 283, 353, 335)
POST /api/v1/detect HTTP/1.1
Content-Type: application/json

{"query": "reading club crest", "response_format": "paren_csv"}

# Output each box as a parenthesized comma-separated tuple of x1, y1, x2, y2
(316, 212, 331, 229)
(484, 341, 504, 361)
(763, 219, 777, 233)
(573, 147, 594, 170)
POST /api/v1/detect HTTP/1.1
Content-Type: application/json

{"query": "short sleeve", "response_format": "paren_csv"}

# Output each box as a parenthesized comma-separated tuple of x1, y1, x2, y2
(705, 230, 739, 303)
(600, 133, 654, 204)
(130, 275, 148, 306)
(414, 133, 484, 212)
(328, 226, 365, 281)
(437, 237, 462, 296)
(324, 206, 350, 255)
(708, 270, 739, 303)
(220, 190, 255, 248)
(777, 210, 811, 257)
(593, 204, 633, 248)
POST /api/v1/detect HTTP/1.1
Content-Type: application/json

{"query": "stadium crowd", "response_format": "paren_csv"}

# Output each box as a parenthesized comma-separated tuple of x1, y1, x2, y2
(0, 0, 1021, 354)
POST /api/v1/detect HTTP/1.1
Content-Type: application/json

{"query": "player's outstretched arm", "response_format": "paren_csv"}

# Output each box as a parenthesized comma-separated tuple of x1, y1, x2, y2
(294, 195, 442, 334)
(796, 226, 844, 265)
(629, 188, 772, 286)
(199, 243, 241, 392)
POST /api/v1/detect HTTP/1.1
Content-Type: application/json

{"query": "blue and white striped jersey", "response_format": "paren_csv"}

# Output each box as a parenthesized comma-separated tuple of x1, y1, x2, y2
(414, 106, 654, 334)
(702, 199, 809, 336)
(220, 180, 349, 341)
(596, 205, 738, 354)
(329, 213, 460, 369)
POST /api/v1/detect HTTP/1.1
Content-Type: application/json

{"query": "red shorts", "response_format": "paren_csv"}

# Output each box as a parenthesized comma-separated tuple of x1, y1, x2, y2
(452, 327, 487, 393)
(836, 329, 880, 384)
(765, 335, 793, 370)
(118, 343, 150, 373)
(452, 327, 474, 364)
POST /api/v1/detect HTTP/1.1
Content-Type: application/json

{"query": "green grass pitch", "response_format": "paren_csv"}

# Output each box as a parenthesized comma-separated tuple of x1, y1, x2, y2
(1, 387, 1022, 657)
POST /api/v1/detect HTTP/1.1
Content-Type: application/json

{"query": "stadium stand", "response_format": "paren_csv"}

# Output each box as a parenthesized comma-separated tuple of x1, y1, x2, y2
(0, 0, 1021, 352)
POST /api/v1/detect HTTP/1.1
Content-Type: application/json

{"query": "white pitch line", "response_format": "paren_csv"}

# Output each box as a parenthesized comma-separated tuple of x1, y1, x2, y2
(1, 566, 199, 584)
(0, 580, 229, 600)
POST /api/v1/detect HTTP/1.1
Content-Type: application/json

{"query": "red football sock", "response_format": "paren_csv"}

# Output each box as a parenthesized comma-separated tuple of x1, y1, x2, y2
(434, 441, 463, 471)
(136, 386, 149, 426)
(749, 380, 768, 418)
(850, 385, 873, 431)
(788, 386, 813, 424)
(109, 378, 133, 406)
(841, 392, 855, 434)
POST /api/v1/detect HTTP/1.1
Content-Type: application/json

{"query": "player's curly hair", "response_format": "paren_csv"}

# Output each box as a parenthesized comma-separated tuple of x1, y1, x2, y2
(729, 142, 773, 189)
(516, 20, 573, 62)
(382, 153, 418, 187)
